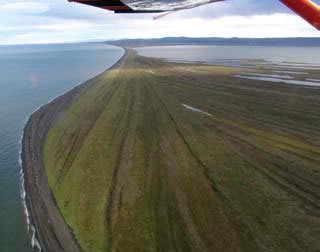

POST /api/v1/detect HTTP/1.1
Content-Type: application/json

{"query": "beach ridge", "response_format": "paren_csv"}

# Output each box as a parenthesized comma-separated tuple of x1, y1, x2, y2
(21, 48, 126, 252)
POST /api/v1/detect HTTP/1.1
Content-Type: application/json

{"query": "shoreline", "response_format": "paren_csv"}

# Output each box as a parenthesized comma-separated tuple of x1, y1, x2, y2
(21, 47, 127, 252)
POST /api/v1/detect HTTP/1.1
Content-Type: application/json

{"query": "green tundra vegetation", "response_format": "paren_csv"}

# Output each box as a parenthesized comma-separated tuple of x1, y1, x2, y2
(43, 49, 320, 252)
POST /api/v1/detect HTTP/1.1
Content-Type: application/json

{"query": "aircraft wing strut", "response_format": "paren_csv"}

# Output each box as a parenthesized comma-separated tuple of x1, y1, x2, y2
(69, 0, 320, 30)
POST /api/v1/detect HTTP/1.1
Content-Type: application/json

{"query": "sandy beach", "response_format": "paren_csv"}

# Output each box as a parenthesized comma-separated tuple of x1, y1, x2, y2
(21, 50, 126, 252)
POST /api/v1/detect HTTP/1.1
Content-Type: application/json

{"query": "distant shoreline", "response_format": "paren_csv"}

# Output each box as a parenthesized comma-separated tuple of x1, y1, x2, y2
(106, 37, 320, 47)
(21, 48, 127, 252)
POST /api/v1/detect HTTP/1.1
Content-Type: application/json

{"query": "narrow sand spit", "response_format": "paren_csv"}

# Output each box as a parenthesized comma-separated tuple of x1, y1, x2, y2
(21, 51, 126, 252)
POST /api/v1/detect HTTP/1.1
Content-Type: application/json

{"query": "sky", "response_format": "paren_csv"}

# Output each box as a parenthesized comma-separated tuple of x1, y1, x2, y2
(0, 0, 319, 44)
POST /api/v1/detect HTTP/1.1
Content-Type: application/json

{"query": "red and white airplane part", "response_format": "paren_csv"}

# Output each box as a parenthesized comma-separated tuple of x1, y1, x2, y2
(69, 0, 320, 30)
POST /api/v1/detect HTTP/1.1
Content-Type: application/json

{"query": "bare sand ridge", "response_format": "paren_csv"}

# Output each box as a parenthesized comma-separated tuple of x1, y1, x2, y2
(21, 51, 126, 252)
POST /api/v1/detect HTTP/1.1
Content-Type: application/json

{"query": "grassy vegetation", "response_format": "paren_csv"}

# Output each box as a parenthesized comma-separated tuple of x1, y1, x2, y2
(43, 49, 320, 252)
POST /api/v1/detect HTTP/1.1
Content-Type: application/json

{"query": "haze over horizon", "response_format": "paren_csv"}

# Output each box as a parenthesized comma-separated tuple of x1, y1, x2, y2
(0, 0, 320, 45)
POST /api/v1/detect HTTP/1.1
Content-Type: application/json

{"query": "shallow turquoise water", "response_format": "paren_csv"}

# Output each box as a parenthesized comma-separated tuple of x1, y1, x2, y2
(0, 43, 123, 252)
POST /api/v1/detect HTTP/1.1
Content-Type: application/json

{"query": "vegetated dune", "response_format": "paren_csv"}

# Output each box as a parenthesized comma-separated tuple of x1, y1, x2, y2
(43, 49, 320, 252)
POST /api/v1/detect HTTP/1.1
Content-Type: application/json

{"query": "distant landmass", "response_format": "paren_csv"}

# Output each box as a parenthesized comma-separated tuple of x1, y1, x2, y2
(106, 37, 320, 46)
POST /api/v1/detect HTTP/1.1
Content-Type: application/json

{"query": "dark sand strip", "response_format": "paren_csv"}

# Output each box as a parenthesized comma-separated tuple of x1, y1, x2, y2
(21, 50, 126, 252)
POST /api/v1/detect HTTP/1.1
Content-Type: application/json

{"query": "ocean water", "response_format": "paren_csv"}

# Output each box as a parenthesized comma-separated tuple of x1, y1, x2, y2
(136, 45, 320, 66)
(137, 45, 320, 87)
(0, 43, 124, 252)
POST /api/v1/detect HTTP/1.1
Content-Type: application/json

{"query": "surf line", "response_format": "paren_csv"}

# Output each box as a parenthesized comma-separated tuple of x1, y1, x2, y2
(19, 114, 43, 252)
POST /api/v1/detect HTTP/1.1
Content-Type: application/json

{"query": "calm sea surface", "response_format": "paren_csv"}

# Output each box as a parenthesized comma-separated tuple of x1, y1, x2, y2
(137, 45, 320, 66)
(0, 43, 123, 252)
